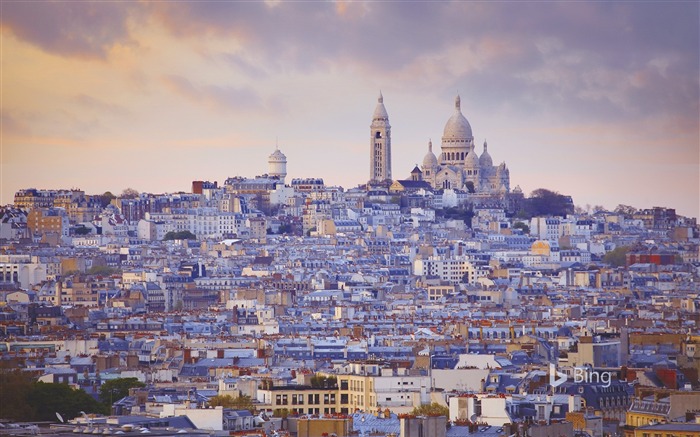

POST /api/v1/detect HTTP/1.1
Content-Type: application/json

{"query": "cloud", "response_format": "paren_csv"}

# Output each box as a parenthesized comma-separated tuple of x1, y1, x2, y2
(161, 74, 266, 113)
(0, 1, 137, 59)
(147, 2, 698, 124)
(73, 94, 130, 117)
(0, 111, 31, 137)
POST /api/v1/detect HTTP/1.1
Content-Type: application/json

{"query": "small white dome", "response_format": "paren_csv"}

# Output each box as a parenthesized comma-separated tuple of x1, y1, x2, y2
(442, 95, 473, 140)
(465, 149, 479, 168)
(422, 140, 438, 168)
(479, 141, 493, 168)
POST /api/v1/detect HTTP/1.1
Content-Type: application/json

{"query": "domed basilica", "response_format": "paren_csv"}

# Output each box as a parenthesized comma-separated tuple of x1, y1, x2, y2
(420, 95, 510, 194)
(369, 93, 512, 199)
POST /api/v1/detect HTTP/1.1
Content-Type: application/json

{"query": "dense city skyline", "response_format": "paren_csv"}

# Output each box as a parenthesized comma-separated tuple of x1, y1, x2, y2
(2, 1, 698, 217)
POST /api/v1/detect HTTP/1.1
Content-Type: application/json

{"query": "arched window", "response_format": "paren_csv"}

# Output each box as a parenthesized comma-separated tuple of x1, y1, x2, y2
(375, 131, 382, 139)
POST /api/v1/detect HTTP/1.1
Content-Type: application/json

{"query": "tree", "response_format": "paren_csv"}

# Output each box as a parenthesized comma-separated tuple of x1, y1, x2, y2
(0, 369, 107, 422)
(614, 204, 638, 217)
(99, 191, 117, 208)
(438, 206, 474, 226)
(310, 375, 337, 389)
(0, 369, 34, 421)
(73, 226, 91, 235)
(603, 246, 629, 267)
(173, 300, 184, 311)
(519, 188, 574, 218)
(208, 395, 254, 412)
(99, 377, 146, 407)
(163, 230, 196, 241)
(120, 188, 139, 199)
(512, 221, 530, 234)
(273, 408, 289, 418)
(29, 382, 107, 421)
(208, 395, 236, 408)
(410, 402, 449, 417)
(86, 265, 121, 276)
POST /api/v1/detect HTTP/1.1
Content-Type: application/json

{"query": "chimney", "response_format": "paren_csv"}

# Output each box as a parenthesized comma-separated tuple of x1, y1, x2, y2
(55, 280, 62, 305)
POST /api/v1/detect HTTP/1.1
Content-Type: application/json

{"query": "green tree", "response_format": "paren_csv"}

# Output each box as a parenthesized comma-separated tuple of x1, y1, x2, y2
(603, 246, 629, 267)
(518, 188, 574, 218)
(310, 375, 337, 389)
(120, 188, 139, 199)
(273, 408, 289, 418)
(99, 377, 146, 407)
(208, 395, 254, 411)
(410, 402, 449, 417)
(29, 382, 107, 421)
(0, 369, 34, 421)
(163, 230, 197, 241)
(512, 221, 530, 234)
(439, 206, 474, 226)
(73, 226, 91, 235)
(208, 395, 236, 408)
(99, 191, 117, 208)
(614, 204, 637, 216)
(1, 369, 107, 422)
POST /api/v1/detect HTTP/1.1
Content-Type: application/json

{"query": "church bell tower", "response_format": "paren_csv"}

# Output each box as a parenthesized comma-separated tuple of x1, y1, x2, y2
(369, 92, 392, 184)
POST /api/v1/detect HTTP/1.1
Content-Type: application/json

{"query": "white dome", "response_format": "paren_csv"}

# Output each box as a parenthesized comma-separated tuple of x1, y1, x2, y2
(442, 95, 473, 140)
(479, 141, 493, 168)
(422, 140, 438, 168)
(268, 148, 286, 162)
(465, 148, 479, 168)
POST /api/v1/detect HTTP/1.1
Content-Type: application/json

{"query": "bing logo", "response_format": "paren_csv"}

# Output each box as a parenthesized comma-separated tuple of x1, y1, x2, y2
(549, 363, 613, 388)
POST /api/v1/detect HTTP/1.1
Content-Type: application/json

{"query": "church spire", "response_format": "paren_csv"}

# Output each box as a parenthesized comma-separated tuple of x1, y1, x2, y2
(378, 91, 383, 104)
(455, 94, 461, 111)
(428, 139, 433, 152)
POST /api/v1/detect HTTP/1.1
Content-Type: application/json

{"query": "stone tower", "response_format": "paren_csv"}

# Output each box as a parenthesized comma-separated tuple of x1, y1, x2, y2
(369, 92, 392, 184)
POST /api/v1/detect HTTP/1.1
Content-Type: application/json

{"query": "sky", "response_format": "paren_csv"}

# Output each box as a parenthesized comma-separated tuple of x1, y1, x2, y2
(1, 1, 699, 218)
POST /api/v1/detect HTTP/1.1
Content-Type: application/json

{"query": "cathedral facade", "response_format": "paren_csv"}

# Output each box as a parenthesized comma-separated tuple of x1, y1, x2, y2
(420, 95, 510, 195)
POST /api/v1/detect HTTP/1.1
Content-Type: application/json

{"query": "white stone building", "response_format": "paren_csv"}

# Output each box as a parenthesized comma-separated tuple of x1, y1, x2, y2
(419, 95, 511, 194)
